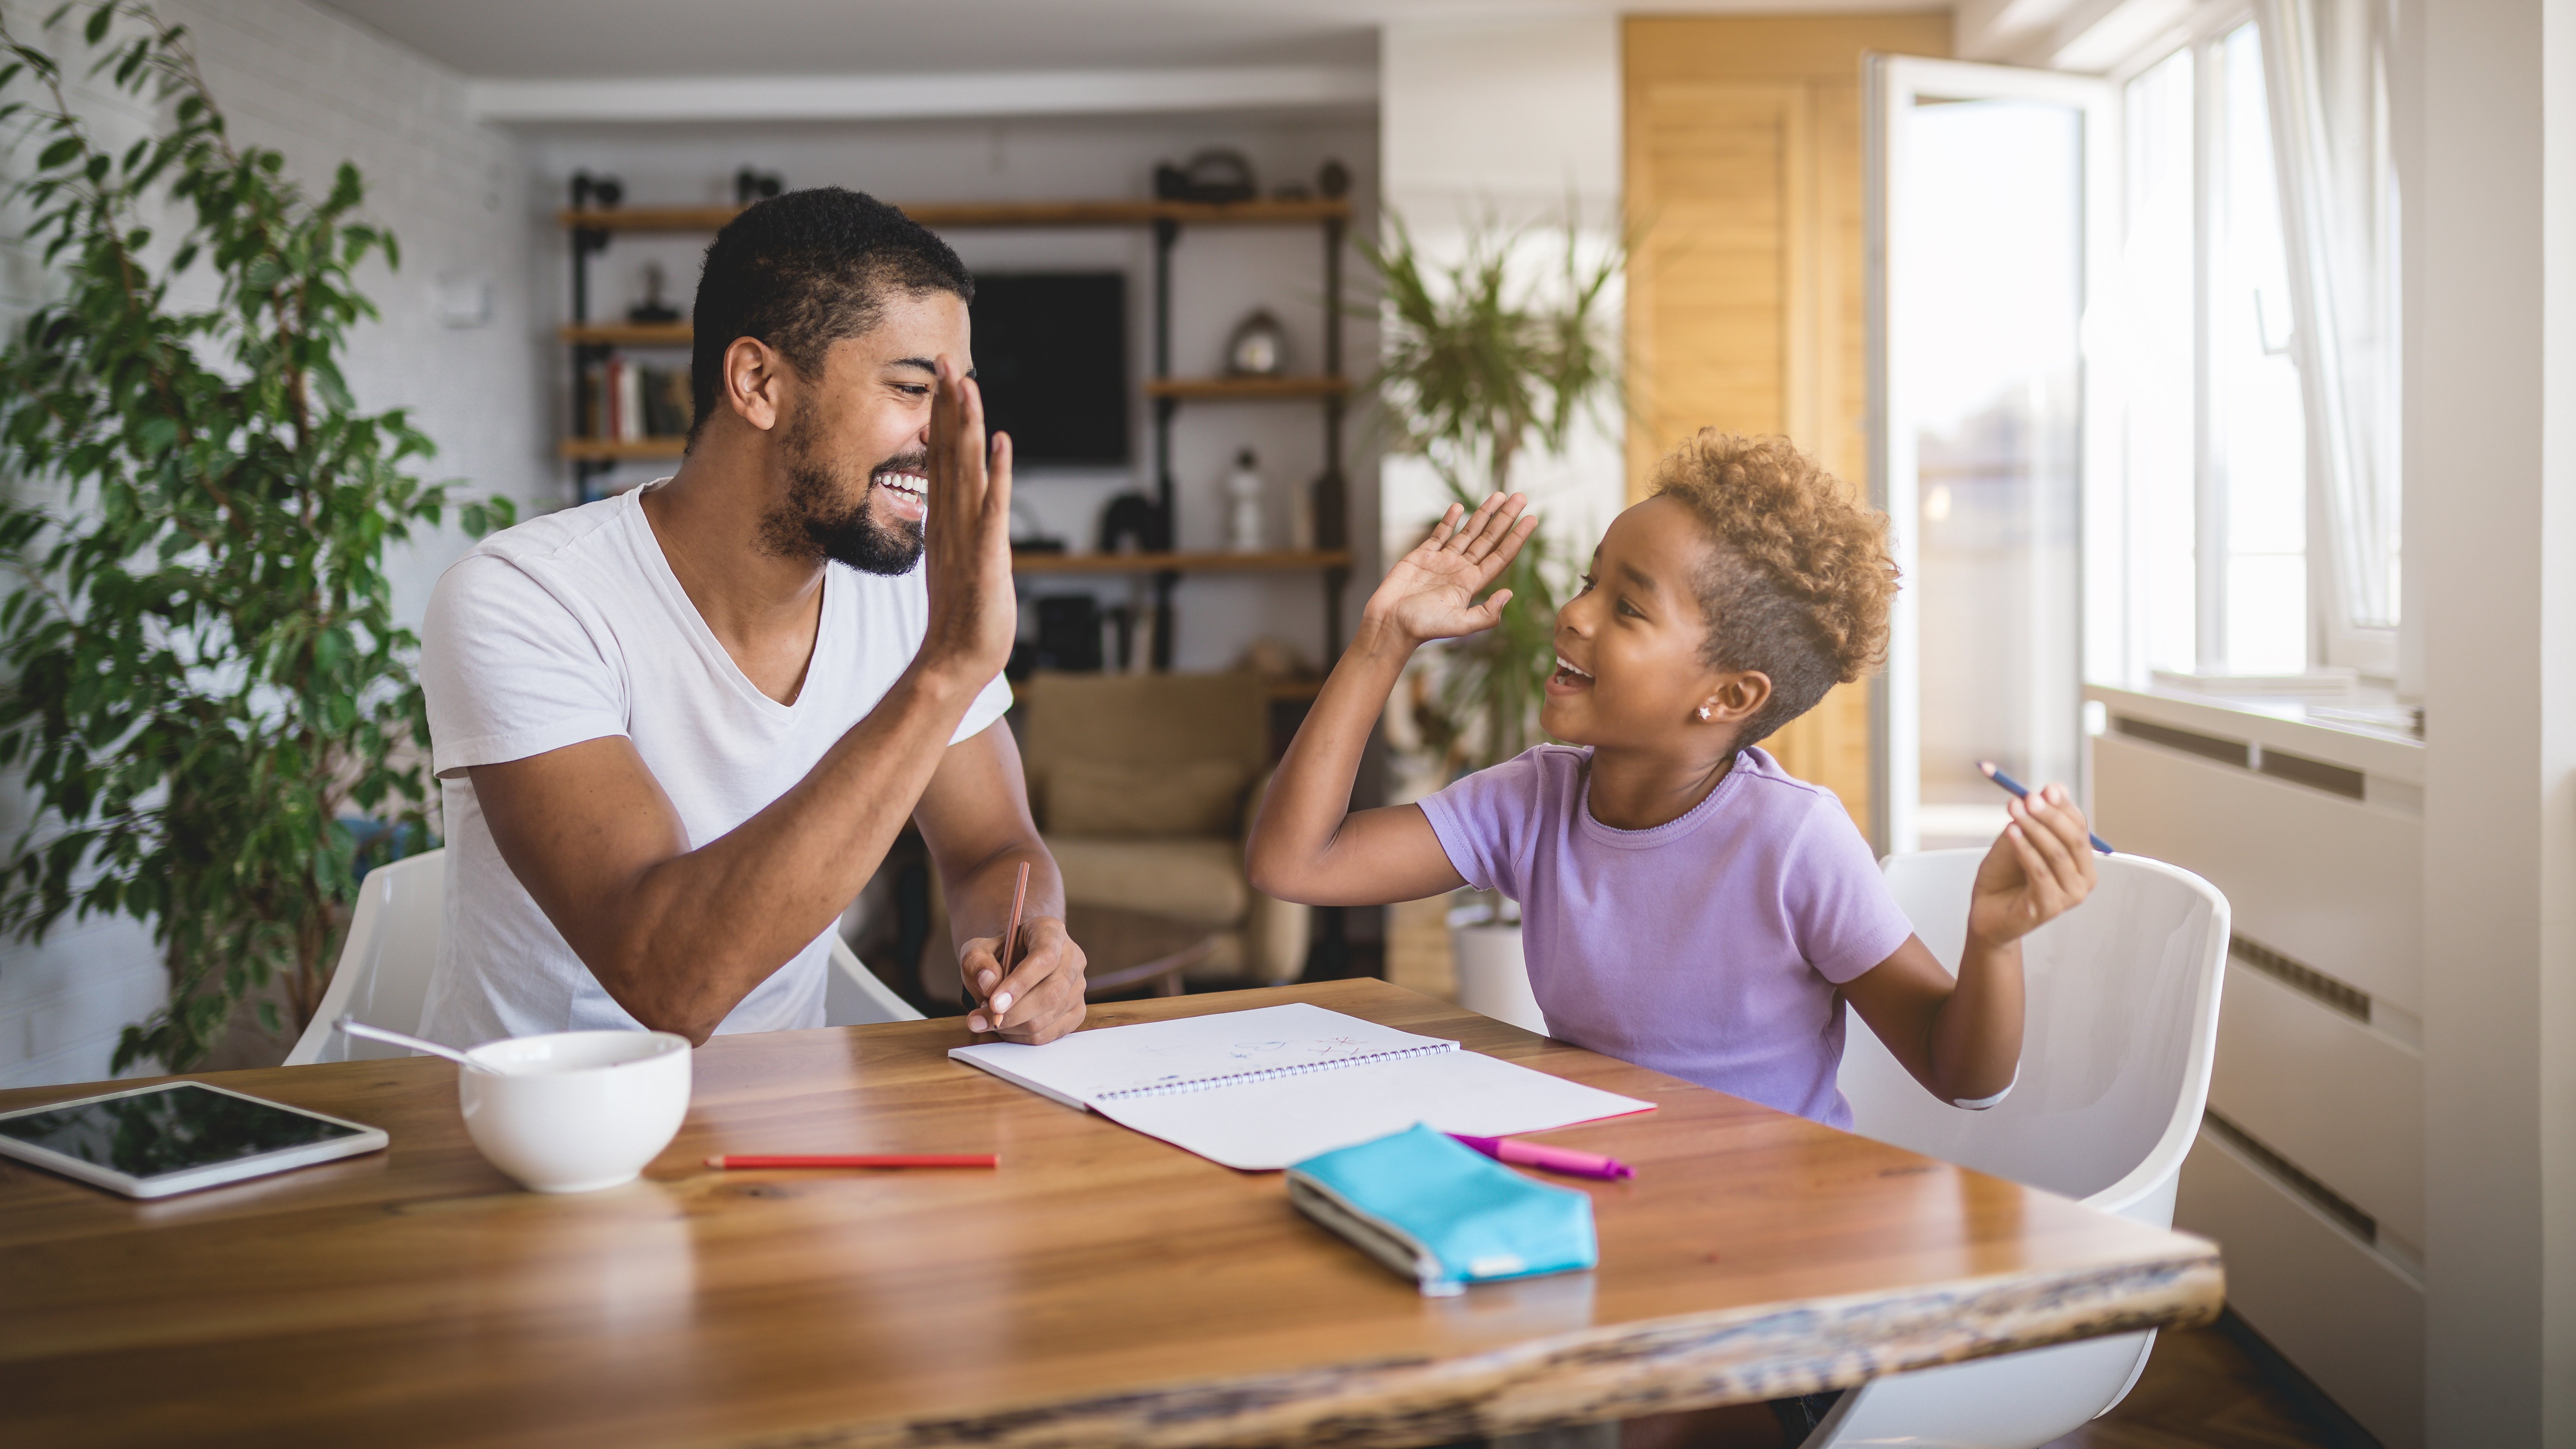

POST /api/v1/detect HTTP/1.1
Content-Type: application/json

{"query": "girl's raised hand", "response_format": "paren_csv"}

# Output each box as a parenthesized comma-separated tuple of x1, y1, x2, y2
(1966, 783, 2099, 948)
(1359, 491, 1539, 646)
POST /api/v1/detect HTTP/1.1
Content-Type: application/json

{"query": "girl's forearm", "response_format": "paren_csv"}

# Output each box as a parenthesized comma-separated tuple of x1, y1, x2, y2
(1928, 934, 2026, 1103)
(1245, 619, 1414, 892)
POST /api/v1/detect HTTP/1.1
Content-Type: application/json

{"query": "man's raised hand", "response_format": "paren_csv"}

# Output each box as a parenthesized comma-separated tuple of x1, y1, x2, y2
(921, 356, 1017, 679)
(1360, 492, 1538, 646)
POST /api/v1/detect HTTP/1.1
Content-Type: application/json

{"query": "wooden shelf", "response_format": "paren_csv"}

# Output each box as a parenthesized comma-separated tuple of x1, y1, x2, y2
(1010, 548, 1350, 576)
(559, 197, 1354, 235)
(560, 437, 687, 462)
(1143, 375, 1350, 401)
(561, 322, 692, 347)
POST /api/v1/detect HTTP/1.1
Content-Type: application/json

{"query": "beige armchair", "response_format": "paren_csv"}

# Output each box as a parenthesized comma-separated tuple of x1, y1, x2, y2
(1017, 670, 1310, 987)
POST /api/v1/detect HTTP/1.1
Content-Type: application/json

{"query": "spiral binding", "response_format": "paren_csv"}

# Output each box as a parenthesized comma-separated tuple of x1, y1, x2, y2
(1095, 1040, 1458, 1101)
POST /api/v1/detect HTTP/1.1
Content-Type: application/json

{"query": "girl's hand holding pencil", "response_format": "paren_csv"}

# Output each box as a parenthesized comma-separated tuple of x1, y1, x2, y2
(1967, 763, 2101, 946)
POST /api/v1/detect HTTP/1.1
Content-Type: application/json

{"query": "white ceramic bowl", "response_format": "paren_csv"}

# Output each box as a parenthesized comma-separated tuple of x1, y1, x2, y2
(457, 1030, 693, 1193)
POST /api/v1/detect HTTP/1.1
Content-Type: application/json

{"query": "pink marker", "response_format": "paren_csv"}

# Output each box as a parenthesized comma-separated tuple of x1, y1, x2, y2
(1448, 1132, 1634, 1181)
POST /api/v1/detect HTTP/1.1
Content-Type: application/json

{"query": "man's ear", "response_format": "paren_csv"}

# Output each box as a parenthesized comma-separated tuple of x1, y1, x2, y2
(1698, 670, 1772, 725)
(720, 336, 787, 434)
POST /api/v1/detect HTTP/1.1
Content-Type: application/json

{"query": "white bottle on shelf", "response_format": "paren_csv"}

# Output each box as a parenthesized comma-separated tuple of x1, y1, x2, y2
(1225, 448, 1266, 552)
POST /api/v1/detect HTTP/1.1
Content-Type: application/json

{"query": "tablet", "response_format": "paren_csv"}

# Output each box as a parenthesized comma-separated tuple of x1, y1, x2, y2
(0, 1080, 388, 1198)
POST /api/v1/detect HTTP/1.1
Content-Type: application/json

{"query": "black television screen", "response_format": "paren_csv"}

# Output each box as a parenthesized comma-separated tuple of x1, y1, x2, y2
(968, 272, 1129, 466)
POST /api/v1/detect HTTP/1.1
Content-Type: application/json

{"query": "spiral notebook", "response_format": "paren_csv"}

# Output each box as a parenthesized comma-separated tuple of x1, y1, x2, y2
(948, 1002, 1654, 1170)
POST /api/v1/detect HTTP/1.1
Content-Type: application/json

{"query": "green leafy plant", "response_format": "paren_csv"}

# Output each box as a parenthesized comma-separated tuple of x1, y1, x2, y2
(1363, 210, 1623, 778)
(0, 3, 510, 1071)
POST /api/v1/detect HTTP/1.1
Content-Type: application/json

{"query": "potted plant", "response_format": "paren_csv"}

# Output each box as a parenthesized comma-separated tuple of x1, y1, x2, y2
(0, 4, 509, 1071)
(1362, 212, 1621, 1031)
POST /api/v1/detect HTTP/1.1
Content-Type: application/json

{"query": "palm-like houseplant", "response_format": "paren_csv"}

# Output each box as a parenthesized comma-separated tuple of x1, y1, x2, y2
(0, 3, 508, 1071)
(1364, 211, 1622, 785)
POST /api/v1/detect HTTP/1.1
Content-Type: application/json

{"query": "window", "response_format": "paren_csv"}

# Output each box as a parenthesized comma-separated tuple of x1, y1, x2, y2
(2103, 4, 2401, 685)
(2115, 21, 2307, 680)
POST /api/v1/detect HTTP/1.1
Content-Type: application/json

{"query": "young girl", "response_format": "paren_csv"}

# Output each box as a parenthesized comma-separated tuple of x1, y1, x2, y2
(1247, 431, 2100, 1448)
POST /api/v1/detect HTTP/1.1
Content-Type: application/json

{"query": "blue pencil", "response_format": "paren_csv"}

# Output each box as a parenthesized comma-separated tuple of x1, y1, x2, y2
(1977, 761, 2114, 855)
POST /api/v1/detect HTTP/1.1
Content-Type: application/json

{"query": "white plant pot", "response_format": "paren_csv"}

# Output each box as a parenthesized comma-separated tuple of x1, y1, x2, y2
(1449, 922, 1547, 1036)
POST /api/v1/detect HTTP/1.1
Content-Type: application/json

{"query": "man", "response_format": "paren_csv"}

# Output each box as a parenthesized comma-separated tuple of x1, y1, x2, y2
(417, 187, 1084, 1048)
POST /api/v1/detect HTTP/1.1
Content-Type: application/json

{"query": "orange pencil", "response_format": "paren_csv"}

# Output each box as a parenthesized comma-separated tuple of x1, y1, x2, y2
(982, 859, 1032, 1032)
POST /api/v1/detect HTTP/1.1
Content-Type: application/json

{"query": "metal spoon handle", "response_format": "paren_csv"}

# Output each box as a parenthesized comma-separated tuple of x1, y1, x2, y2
(335, 1016, 479, 1068)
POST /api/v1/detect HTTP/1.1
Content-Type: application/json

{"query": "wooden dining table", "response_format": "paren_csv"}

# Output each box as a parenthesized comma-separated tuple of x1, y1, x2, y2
(0, 979, 2221, 1449)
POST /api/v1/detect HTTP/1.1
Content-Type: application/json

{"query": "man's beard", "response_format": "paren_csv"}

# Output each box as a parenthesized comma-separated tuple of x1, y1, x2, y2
(759, 411, 925, 577)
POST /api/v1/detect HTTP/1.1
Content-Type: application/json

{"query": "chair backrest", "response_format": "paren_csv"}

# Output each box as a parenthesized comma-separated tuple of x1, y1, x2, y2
(826, 937, 926, 1025)
(283, 849, 449, 1066)
(1837, 849, 2228, 1218)
(1016, 670, 1269, 800)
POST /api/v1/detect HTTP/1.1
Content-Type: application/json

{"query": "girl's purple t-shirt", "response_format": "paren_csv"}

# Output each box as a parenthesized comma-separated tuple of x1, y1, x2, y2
(1417, 744, 1915, 1129)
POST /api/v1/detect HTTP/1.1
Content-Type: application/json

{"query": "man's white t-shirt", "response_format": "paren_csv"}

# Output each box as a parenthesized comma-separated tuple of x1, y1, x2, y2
(416, 483, 1010, 1048)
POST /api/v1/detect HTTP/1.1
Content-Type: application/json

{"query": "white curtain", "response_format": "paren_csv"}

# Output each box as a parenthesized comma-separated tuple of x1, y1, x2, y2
(2258, 0, 2401, 636)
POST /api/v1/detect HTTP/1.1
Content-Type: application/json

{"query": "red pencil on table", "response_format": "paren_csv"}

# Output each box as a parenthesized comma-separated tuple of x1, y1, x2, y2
(703, 1154, 997, 1170)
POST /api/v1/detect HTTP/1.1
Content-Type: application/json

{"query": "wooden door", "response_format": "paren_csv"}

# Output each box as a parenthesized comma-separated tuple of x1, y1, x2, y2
(1624, 15, 1950, 837)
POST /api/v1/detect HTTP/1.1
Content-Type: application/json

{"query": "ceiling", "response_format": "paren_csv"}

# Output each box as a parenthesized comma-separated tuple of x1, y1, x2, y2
(310, 0, 1907, 80)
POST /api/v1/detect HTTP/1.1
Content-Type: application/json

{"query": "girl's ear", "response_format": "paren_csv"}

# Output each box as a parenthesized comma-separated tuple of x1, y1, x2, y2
(1698, 670, 1772, 724)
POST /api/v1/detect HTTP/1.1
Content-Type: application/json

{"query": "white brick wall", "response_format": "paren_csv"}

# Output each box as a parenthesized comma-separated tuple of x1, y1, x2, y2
(0, 0, 542, 1088)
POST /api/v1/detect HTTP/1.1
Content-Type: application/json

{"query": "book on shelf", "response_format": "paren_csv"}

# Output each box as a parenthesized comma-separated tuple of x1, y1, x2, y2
(579, 354, 694, 442)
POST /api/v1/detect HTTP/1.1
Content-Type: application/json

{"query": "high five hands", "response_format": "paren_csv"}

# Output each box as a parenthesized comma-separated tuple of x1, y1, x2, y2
(1967, 784, 2099, 948)
(1362, 492, 1540, 646)
(921, 356, 1017, 678)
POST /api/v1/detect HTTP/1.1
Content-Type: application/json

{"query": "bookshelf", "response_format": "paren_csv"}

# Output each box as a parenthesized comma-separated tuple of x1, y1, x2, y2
(560, 194, 1356, 667)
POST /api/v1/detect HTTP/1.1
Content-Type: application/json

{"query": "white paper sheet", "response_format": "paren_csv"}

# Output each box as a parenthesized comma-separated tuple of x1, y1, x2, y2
(949, 1002, 1458, 1105)
(950, 1003, 1656, 1170)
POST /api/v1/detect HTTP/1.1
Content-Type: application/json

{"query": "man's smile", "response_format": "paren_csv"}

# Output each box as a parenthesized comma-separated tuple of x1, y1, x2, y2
(874, 468, 927, 522)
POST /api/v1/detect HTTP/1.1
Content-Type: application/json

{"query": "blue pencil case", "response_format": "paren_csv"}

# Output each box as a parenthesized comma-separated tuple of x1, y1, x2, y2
(1286, 1123, 1598, 1297)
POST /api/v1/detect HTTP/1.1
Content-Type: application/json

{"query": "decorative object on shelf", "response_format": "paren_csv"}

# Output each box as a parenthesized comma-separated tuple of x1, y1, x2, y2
(1009, 497, 1066, 554)
(627, 260, 681, 324)
(1316, 158, 1352, 200)
(1272, 181, 1313, 201)
(1035, 595, 1105, 672)
(1365, 209, 1623, 783)
(734, 167, 784, 205)
(1225, 308, 1289, 376)
(570, 170, 623, 210)
(0, 9, 514, 1071)
(1153, 148, 1257, 203)
(1238, 637, 1314, 679)
(1104, 603, 1138, 672)
(1098, 492, 1171, 554)
(1310, 468, 1349, 550)
(1225, 449, 1267, 553)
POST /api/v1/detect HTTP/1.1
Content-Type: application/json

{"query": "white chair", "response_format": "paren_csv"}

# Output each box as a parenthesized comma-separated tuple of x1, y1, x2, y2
(1803, 848, 2229, 1449)
(286, 847, 920, 1065)
(287, 850, 452, 1065)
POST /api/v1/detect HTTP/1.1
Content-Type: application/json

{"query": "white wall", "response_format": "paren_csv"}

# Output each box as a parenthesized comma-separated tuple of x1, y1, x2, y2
(0, 0, 540, 1088)
(518, 114, 1380, 675)
(1378, 15, 1625, 609)
(2406, 0, 2576, 1441)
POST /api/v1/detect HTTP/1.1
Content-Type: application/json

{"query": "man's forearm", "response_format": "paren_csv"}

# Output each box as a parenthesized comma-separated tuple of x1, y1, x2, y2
(602, 659, 990, 1037)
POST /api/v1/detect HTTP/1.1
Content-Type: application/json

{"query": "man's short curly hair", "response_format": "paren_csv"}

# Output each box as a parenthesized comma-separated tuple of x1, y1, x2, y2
(689, 187, 974, 444)
(1649, 431, 1898, 745)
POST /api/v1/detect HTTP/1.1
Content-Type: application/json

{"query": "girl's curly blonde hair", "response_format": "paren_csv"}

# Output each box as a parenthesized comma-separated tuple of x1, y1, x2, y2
(1649, 430, 1899, 745)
